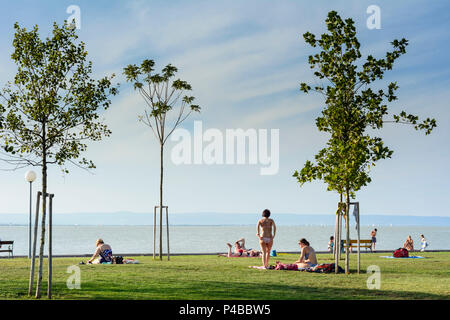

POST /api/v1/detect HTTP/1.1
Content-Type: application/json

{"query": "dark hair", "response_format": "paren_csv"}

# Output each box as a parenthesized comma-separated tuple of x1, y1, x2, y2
(330, 236, 334, 240)
(375, 228, 377, 231)
(299, 238, 310, 246)
(262, 209, 271, 218)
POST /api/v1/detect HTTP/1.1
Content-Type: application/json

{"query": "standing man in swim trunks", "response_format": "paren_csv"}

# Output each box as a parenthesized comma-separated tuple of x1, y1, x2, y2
(256, 209, 276, 268)
(370, 228, 377, 252)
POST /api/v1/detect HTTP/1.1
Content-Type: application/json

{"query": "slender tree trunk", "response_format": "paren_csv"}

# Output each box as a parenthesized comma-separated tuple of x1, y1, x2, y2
(345, 188, 350, 274)
(159, 142, 163, 261)
(36, 122, 47, 299)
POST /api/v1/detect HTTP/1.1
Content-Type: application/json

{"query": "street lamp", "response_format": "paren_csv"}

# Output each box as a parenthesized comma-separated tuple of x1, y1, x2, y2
(25, 170, 36, 259)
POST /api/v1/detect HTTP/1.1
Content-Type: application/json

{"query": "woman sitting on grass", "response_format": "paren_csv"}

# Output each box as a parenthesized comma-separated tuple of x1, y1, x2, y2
(403, 235, 414, 252)
(328, 236, 334, 252)
(87, 238, 112, 264)
(295, 238, 318, 268)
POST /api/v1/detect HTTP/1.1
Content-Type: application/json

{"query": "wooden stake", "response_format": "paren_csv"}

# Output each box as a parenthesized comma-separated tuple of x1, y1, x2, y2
(48, 194, 54, 298)
(28, 191, 41, 296)
(356, 202, 360, 274)
(154, 205, 170, 260)
(333, 211, 338, 260)
(166, 206, 170, 261)
(153, 206, 156, 259)
(345, 202, 350, 274)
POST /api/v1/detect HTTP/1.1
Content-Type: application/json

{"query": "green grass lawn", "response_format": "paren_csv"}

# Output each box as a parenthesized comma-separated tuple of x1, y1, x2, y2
(1, 252, 449, 300)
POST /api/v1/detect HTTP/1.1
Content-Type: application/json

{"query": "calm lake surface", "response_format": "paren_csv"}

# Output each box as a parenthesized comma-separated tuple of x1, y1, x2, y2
(1, 225, 449, 256)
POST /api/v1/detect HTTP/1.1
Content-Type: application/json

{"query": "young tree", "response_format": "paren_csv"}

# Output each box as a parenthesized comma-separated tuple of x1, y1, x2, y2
(123, 60, 200, 260)
(0, 22, 118, 297)
(293, 11, 436, 273)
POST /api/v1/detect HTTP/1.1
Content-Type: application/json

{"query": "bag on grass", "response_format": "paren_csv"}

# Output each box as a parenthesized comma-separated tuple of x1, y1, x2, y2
(112, 256, 124, 264)
(313, 263, 344, 273)
(393, 248, 409, 258)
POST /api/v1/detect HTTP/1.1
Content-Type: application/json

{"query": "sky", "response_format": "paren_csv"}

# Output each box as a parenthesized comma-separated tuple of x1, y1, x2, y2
(0, 0, 449, 217)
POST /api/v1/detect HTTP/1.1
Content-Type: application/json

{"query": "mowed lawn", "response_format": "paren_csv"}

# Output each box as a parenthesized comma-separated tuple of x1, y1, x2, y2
(0, 252, 449, 300)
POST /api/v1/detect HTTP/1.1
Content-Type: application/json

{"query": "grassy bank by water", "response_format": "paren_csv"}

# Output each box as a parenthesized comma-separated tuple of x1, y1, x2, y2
(0, 252, 449, 300)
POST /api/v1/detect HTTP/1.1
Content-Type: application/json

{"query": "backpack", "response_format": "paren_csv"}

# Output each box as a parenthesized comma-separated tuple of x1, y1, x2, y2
(314, 263, 344, 273)
(393, 248, 409, 258)
(112, 256, 124, 264)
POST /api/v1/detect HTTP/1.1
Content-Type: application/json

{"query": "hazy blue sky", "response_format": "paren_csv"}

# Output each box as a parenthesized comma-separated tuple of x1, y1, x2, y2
(0, 0, 449, 217)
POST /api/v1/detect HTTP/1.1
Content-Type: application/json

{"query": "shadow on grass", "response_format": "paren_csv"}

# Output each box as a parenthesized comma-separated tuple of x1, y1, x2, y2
(52, 278, 447, 300)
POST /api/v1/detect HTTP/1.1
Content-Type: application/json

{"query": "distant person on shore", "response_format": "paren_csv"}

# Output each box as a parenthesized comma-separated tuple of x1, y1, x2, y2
(256, 209, 276, 268)
(403, 235, 414, 252)
(87, 239, 112, 264)
(370, 228, 377, 252)
(420, 234, 428, 252)
(295, 238, 318, 268)
(328, 236, 334, 252)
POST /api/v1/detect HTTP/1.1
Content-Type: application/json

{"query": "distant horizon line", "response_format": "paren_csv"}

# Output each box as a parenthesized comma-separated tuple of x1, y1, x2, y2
(1, 224, 446, 227)
(1, 212, 450, 218)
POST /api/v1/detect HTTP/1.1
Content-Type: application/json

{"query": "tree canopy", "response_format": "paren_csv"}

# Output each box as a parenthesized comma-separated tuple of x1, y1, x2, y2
(294, 11, 436, 199)
(0, 22, 118, 173)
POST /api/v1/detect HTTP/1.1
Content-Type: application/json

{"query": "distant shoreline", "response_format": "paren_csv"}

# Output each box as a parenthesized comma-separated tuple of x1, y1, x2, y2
(2, 224, 450, 227)
(2, 213, 450, 227)
(2, 249, 450, 259)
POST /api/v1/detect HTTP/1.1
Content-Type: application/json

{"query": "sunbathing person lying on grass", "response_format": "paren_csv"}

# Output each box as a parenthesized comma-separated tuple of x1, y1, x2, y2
(218, 240, 261, 257)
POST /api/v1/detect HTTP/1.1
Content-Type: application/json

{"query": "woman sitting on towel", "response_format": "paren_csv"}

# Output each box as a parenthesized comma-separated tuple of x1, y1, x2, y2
(87, 238, 112, 264)
(403, 235, 414, 252)
(295, 238, 318, 268)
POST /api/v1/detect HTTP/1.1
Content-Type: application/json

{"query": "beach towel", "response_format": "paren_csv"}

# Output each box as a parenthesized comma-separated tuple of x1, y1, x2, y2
(275, 263, 298, 271)
(380, 256, 425, 259)
(124, 258, 140, 264)
(250, 263, 344, 273)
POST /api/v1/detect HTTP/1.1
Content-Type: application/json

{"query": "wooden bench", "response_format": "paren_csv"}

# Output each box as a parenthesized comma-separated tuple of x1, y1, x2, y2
(343, 239, 372, 252)
(0, 241, 14, 258)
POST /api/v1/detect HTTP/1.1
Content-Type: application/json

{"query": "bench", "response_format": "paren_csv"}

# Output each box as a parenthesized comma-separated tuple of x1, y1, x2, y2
(343, 239, 372, 252)
(0, 241, 14, 258)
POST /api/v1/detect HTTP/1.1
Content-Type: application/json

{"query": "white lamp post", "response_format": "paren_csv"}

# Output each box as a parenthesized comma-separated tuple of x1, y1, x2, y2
(25, 170, 36, 259)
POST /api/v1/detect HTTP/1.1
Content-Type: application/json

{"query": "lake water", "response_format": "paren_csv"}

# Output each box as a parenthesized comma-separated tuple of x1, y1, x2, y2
(0, 225, 449, 256)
